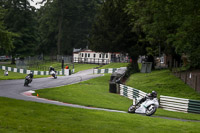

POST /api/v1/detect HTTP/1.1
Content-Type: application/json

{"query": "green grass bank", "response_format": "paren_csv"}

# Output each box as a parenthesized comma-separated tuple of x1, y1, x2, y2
(34, 73, 200, 120)
(0, 97, 200, 133)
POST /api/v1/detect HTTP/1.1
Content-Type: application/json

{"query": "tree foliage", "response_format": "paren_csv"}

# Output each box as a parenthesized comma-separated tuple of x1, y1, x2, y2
(90, 0, 145, 72)
(126, 0, 200, 69)
(1, 0, 38, 60)
(37, 0, 99, 55)
(0, 6, 14, 53)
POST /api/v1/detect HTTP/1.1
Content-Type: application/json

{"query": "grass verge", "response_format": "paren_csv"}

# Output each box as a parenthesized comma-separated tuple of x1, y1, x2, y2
(0, 69, 49, 80)
(100, 62, 129, 69)
(126, 69, 200, 100)
(0, 97, 200, 132)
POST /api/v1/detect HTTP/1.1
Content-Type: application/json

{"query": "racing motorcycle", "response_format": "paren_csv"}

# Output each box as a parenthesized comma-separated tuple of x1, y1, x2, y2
(128, 96, 159, 116)
(24, 75, 32, 86)
(50, 70, 57, 79)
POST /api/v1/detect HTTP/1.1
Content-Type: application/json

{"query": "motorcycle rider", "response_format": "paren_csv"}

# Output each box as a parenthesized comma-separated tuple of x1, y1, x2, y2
(135, 91, 157, 106)
(49, 66, 55, 73)
(24, 72, 33, 85)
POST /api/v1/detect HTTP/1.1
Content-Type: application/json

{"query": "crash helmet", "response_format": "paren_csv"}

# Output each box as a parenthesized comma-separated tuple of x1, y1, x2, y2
(151, 91, 157, 98)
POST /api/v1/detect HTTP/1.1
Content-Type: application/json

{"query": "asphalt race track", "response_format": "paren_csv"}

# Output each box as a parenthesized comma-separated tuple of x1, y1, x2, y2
(0, 69, 103, 104)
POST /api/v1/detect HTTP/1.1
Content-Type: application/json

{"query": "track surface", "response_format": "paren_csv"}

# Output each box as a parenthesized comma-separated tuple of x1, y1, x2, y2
(0, 69, 102, 103)
(0, 69, 199, 122)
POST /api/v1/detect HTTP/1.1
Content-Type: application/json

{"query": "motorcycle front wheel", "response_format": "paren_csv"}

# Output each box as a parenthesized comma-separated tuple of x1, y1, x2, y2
(146, 104, 157, 116)
(128, 105, 136, 113)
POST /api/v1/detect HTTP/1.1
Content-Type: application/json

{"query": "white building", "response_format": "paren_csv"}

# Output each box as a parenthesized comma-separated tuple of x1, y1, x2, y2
(73, 48, 127, 64)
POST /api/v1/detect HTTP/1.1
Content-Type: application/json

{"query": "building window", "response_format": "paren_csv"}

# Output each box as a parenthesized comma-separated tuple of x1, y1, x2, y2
(99, 54, 101, 58)
(88, 53, 90, 57)
(82, 53, 84, 57)
(106, 54, 108, 58)
(94, 54, 96, 58)
(85, 53, 87, 57)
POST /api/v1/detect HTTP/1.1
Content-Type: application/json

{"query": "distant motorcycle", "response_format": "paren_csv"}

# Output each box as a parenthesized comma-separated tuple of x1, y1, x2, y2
(24, 75, 32, 86)
(50, 70, 57, 79)
(128, 95, 159, 116)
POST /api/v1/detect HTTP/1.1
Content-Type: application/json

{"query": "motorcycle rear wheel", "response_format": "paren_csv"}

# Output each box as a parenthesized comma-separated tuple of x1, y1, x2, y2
(146, 104, 157, 116)
(24, 79, 29, 86)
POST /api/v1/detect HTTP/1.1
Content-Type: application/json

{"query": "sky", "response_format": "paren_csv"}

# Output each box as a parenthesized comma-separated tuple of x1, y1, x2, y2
(29, 0, 44, 9)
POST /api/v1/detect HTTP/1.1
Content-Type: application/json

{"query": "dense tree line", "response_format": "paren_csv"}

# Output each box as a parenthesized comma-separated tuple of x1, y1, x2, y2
(90, 0, 200, 71)
(0, 0, 199, 70)
(0, 0, 100, 61)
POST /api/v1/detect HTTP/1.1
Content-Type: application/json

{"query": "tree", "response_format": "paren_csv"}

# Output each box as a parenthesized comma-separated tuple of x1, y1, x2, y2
(0, 6, 14, 53)
(126, 0, 200, 69)
(37, 0, 100, 55)
(90, 0, 145, 73)
(2, 0, 39, 63)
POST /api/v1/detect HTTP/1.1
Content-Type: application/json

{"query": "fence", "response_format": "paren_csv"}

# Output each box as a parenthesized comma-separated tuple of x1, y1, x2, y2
(73, 57, 110, 64)
(160, 95, 200, 114)
(15, 55, 73, 70)
(173, 70, 200, 92)
(0, 65, 71, 76)
(119, 84, 147, 100)
(93, 67, 127, 74)
(119, 84, 200, 114)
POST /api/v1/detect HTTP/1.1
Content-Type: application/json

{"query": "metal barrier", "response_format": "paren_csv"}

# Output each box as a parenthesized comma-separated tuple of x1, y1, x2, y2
(160, 95, 200, 114)
(119, 84, 147, 100)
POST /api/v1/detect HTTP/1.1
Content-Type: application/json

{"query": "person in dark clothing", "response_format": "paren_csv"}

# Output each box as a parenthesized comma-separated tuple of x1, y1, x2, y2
(135, 91, 157, 106)
(28, 72, 33, 78)
(25, 72, 33, 84)
(49, 66, 55, 73)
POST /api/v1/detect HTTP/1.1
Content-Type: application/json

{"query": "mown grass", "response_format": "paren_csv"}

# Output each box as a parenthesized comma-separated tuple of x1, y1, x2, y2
(34, 74, 132, 111)
(0, 97, 200, 133)
(126, 69, 200, 100)
(100, 62, 129, 69)
(34, 73, 200, 121)
(72, 63, 100, 73)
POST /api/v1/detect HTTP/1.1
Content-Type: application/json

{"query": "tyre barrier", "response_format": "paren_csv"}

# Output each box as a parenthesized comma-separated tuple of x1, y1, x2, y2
(0, 65, 71, 76)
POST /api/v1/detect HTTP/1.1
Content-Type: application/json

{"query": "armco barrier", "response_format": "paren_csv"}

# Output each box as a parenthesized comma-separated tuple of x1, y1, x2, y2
(160, 95, 200, 114)
(93, 67, 127, 74)
(0, 65, 70, 75)
(119, 84, 147, 100)
(160, 95, 189, 113)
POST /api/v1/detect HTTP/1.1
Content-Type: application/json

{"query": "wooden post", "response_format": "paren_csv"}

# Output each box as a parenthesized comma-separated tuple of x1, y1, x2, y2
(195, 75, 198, 91)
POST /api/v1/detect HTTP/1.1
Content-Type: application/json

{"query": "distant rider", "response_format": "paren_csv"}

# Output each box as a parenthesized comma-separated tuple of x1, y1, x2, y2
(26, 72, 33, 83)
(135, 91, 157, 106)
